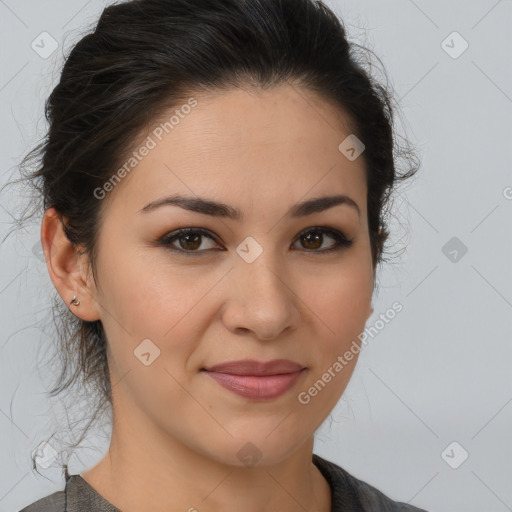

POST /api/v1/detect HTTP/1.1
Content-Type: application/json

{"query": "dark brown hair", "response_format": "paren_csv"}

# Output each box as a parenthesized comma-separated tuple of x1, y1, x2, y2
(4, 0, 420, 475)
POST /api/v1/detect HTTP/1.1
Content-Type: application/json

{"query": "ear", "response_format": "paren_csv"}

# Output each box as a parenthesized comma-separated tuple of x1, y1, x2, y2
(41, 207, 101, 322)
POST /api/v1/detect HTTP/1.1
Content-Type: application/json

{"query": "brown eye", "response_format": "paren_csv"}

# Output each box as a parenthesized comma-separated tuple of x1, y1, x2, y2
(159, 228, 221, 254)
(292, 227, 353, 254)
(300, 231, 323, 250)
(178, 233, 202, 250)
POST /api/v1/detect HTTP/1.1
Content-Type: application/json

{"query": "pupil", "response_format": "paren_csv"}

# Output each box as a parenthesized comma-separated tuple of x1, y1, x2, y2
(302, 232, 322, 249)
(181, 234, 201, 250)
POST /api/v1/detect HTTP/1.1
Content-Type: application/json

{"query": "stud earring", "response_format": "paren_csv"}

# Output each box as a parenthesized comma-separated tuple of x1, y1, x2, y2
(70, 295, 80, 306)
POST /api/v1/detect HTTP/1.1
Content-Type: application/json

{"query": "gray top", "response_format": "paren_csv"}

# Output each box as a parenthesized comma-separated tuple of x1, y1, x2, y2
(19, 453, 429, 511)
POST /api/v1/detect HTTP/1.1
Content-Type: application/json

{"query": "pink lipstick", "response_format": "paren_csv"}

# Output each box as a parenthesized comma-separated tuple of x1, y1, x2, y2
(201, 359, 307, 400)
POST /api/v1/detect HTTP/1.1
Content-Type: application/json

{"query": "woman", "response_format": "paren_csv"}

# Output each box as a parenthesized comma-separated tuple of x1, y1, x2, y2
(17, 0, 425, 510)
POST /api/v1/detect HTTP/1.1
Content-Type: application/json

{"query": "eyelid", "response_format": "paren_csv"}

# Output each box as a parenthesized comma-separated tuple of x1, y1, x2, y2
(291, 226, 353, 253)
(159, 227, 223, 251)
(157, 225, 353, 255)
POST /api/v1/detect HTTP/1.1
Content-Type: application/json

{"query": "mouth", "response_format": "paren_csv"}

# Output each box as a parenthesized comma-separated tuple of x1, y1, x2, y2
(200, 359, 307, 400)
(200, 358, 306, 376)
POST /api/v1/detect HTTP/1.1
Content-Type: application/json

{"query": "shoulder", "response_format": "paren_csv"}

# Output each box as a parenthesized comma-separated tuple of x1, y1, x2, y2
(18, 489, 66, 512)
(312, 453, 429, 512)
(343, 468, 429, 512)
(18, 474, 120, 512)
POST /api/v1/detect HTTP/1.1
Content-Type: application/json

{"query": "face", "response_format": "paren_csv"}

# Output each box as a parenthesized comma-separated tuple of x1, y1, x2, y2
(88, 84, 374, 467)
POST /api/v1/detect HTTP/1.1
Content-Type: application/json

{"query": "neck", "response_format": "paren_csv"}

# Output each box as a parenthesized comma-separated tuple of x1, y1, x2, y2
(81, 412, 331, 512)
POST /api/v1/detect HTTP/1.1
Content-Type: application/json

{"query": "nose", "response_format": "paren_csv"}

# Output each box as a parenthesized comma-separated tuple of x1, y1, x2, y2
(220, 256, 301, 341)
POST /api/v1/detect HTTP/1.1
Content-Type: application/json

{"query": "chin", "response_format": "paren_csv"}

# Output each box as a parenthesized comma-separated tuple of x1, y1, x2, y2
(197, 429, 306, 469)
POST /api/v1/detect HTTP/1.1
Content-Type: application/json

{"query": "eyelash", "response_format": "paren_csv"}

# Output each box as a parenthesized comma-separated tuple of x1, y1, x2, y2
(158, 226, 353, 256)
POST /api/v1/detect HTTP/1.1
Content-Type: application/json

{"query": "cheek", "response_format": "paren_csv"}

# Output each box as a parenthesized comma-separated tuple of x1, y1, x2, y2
(295, 269, 370, 414)
(97, 253, 225, 366)
(296, 260, 373, 338)
(100, 250, 181, 328)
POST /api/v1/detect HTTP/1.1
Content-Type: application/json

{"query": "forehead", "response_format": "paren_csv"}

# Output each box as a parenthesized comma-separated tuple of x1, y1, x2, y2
(103, 84, 367, 218)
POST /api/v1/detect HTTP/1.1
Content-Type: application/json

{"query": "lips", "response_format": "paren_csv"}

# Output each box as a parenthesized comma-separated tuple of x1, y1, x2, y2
(200, 359, 307, 400)
(201, 359, 306, 376)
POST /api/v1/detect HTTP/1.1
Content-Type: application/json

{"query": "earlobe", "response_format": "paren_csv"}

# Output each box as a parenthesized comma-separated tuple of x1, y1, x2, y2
(41, 208, 101, 322)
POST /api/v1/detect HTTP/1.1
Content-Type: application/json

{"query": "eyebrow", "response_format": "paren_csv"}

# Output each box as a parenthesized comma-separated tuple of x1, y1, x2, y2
(139, 193, 360, 220)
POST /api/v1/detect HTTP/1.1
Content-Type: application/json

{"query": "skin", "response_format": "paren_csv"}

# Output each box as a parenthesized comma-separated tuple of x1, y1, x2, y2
(42, 83, 375, 512)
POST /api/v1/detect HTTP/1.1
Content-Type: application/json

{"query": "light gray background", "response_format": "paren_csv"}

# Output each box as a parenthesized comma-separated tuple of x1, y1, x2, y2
(1, 1, 511, 511)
